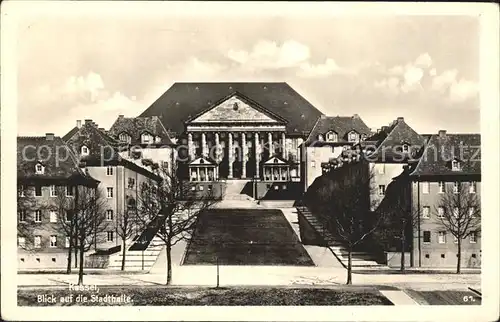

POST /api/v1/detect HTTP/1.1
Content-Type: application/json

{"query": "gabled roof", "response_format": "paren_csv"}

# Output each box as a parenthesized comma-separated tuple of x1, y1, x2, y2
(189, 157, 215, 166)
(138, 82, 324, 135)
(364, 117, 426, 163)
(17, 135, 97, 184)
(410, 132, 481, 177)
(305, 114, 372, 146)
(108, 115, 174, 146)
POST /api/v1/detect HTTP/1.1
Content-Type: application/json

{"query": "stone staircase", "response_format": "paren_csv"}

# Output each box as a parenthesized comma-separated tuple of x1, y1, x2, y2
(107, 236, 164, 272)
(215, 180, 261, 208)
(297, 207, 384, 268)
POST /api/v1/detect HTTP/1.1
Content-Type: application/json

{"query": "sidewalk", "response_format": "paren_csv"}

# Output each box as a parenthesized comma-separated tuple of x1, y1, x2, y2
(17, 265, 481, 291)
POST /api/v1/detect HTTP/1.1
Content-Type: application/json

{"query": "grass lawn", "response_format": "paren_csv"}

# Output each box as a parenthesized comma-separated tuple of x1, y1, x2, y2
(183, 209, 314, 266)
(18, 286, 393, 306)
(404, 290, 481, 305)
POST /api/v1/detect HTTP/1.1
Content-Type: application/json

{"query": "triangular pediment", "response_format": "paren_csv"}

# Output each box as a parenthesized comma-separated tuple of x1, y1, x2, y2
(189, 157, 215, 165)
(189, 93, 284, 124)
(264, 156, 287, 165)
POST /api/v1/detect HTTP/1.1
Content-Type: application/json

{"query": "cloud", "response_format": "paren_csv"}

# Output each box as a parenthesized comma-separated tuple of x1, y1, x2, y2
(64, 71, 105, 102)
(414, 52, 432, 68)
(298, 58, 344, 78)
(227, 40, 310, 70)
(449, 79, 479, 103)
(431, 69, 459, 92)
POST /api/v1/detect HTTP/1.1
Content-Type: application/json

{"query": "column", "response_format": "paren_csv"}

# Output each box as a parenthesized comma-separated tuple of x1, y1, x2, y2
(201, 133, 207, 158)
(215, 166, 219, 180)
(188, 132, 195, 160)
(241, 132, 247, 179)
(282, 132, 286, 159)
(297, 137, 303, 176)
(268, 132, 273, 157)
(279, 167, 282, 181)
(196, 167, 200, 182)
(255, 133, 260, 178)
(228, 132, 233, 179)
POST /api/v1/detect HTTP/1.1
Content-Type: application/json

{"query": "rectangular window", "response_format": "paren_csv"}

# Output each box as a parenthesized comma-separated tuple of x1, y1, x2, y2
(438, 207, 445, 219)
(199, 185, 204, 191)
(18, 210, 27, 222)
(378, 185, 386, 196)
(378, 164, 385, 174)
(470, 231, 477, 243)
(50, 235, 57, 248)
(50, 185, 57, 197)
(35, 186, 42, 197)
(107, 166, 114, 176)
(422, 206, 430, 219)
(107, 231, 114, 242)
(49, 211, 57, 223)
(18, 237, 26, 248)
(208, 185, 213, 191)
(65, 236, 71, 248)
(469, 182, 477, 194)
(34, 236, 41, 248)
(422, 182, 429, 194)
(311, 160, 316, 168)
(453, 182, 460, 194)
(106, 210, 113, 221)
(423, 231, 431, 243)
(438, 181, 445, 193)
(128, 178, 136, 189)
(34, 210, 42, 222)
(66, 186, 74, 196)
(162, 161, 169, 171)
(107, 187, 113, 198)
(18, 185, 25, 197)
(452, 160, 461, 171)
(65, 211, 72, 222)
(438, 231, 446, 244)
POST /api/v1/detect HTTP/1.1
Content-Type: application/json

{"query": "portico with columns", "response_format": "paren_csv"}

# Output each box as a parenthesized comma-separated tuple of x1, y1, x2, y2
(184, 92, 292, 181)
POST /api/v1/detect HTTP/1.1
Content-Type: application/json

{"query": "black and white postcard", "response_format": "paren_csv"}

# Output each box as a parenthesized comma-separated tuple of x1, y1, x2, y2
(1, 1, 499, 321)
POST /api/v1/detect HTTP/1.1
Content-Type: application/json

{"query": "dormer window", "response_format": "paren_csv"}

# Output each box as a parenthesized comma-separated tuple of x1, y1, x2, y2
(35, 163, 45, 174)
(141, 132, 152, 144)
(348, 131, 359, 142)
(81, 145, 89, 156)
(317, 134, 324, 142)
(402, 144, 409, 153)
(452, 159, 461, 171)
(326, 131, 338, 142)
(119, 132, 131, 144)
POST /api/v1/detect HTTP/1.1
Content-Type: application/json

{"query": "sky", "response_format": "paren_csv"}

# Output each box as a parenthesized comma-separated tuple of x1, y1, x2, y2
(15, 7, 480, 136)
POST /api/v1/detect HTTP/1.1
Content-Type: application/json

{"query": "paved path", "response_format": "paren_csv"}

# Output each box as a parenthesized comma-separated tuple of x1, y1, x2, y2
(379, 290, 419, 305)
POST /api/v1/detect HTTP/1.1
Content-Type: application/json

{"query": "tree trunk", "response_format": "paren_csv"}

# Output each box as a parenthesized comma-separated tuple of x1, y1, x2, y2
(78, 242, 84, 285)
(74, 242, 78, 268)
(456, 239, 462, 274)
(400, 227, 406, 272)
(66, 244, 73, 274)
(121, 237, 127, 271)
(166, 242, 172, 285)
(346, 247, 352, 285)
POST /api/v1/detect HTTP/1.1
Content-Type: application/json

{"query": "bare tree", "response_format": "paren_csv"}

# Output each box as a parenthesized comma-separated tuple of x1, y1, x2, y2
(374, 172, 419, 272)
(309, 158, 383, 284)
(135, 164, 219, 285)
(53, 185, 109, 282)
(434, 181, 481, 274)
(116, 208, 136, 271)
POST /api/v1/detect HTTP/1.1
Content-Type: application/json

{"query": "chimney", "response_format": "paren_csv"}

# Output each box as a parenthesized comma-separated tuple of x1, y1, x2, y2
(98, 127, 105, 131)
(84, 119, 92, 125)
(76, 120, 82, 128)
(45, 133, 54, 141)
(397, 117, 404, 122)
(381, 126, 388, 132)
(438, 130, 447, 138)
(376, 128, 381, 133)
(118, 115, 124, 119)
(352, 114, 360, 119)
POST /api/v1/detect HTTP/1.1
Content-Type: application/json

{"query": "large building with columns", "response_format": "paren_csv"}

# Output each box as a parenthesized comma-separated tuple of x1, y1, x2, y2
(137, 82, 326, 198)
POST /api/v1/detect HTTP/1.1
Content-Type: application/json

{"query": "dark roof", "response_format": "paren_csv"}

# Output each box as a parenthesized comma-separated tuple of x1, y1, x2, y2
(62, 126, 79, 142)
(139, 82, 324, 135)
(410, 133, 481, 177)
(108, 115, 174, 145)
(305, 115, 372, 146)
(17, 135, 97, 184)
(364, 117, 426, 163)
(64, 121, 161, 180)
